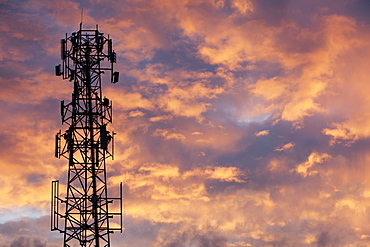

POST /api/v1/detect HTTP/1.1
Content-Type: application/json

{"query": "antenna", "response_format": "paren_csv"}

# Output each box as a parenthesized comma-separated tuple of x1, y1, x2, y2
(51, 25, 122, 247)
(80, 8, 83, 28)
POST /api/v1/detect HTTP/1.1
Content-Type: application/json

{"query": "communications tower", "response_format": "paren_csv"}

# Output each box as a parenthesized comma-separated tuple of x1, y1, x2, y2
(51, 24, 122, 247)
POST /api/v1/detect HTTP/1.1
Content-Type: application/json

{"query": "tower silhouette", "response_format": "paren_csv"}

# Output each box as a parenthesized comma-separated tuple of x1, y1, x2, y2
(51, 24, 122, 247)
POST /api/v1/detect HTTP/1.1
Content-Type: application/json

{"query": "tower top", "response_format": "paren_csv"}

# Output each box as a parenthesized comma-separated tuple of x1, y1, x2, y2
(80, 8, 83, 28)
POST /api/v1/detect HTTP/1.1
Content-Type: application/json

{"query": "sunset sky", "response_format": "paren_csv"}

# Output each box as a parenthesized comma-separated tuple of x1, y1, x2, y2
(2, 0, 370, 246)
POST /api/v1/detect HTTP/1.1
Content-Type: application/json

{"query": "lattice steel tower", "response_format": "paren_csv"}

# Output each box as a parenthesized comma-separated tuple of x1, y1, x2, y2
(51, 24, 122, 247)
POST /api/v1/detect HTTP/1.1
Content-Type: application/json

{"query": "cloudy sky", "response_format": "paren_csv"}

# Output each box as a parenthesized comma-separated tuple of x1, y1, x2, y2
(2, 0, 370, 246)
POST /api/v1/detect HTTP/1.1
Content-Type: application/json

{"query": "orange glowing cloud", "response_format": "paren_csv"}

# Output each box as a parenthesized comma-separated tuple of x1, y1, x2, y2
(292, 152, 332, 177)
(109, 162, 246, 226)
(153, 128, 186, 142)
(323, 117, 370, 145)
(248, 15, 361, 125)
(254, 129, 269, 136)
(274, 142, 295, 151)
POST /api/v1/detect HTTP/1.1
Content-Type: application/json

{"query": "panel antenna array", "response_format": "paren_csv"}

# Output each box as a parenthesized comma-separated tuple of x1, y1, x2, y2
(51, 24, 122, 247)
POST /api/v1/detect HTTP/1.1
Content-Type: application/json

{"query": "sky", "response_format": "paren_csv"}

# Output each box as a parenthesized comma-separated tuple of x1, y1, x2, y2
(2, 0, 370, 246)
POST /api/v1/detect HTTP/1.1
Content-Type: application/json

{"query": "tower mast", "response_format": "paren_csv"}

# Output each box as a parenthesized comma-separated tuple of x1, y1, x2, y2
(51, 24, 122, 247)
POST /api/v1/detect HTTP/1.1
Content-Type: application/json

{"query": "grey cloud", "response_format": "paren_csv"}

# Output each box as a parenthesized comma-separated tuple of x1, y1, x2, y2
(10, 236, 46, 247)
(164, 229, 227, 247)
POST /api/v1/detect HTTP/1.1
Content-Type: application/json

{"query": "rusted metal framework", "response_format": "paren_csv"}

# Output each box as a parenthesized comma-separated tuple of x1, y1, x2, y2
(51, 24, 122, 247)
